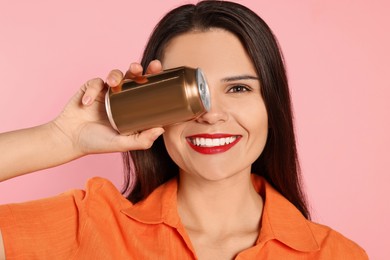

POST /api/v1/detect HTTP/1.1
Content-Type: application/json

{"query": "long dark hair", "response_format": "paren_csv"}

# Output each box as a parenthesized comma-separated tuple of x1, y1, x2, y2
(122, 0, 310, 219)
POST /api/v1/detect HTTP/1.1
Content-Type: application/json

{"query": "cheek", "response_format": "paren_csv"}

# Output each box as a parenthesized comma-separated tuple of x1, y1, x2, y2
(252, 105, 268, 141)
(254, 105, 269, 155)
(240, 100, 268, 131)
(238, 101, 268, 153)
(162, 125, 186, 165)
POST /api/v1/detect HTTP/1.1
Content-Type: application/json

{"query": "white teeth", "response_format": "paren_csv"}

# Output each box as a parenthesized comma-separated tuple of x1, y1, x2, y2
(189, 136, 238, 147)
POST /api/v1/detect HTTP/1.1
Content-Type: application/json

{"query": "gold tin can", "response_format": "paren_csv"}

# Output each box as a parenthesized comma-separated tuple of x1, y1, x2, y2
(105, 66, 210, 135)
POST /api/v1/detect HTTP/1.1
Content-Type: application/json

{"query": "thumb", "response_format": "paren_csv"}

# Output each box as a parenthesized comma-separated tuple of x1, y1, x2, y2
(119, 127, 165, 151)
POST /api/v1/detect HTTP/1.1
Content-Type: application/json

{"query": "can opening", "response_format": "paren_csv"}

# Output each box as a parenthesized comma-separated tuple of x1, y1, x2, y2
(196, 68, 211, 112)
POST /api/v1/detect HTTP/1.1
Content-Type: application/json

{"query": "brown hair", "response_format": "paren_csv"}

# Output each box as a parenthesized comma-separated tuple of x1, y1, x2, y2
(122, 0, 311, 219)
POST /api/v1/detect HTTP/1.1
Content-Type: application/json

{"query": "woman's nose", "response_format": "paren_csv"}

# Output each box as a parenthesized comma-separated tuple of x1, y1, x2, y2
(195, 93, 228, 125)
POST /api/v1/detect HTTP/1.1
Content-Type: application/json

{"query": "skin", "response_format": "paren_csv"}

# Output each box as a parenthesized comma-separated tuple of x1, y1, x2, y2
(0, 61, 165, 259)
(162, 29, 268, 182)
(162, 29, 268, 259)
(0, 30, 268, 260)
(0, 61, 165, 180)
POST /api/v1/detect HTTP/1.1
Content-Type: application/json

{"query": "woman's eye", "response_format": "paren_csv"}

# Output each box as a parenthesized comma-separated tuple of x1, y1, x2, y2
(228, 85, 251, 93)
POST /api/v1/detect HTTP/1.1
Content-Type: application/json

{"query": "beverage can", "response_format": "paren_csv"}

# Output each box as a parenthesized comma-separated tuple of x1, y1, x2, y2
(105, 66, 210, 134)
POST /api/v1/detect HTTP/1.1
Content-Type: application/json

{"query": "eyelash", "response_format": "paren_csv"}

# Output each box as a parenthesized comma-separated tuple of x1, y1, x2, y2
(227, 85, 251, 93)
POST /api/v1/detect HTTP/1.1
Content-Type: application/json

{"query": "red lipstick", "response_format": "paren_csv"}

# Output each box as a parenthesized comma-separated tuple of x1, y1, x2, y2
(186, 134, 242, 154)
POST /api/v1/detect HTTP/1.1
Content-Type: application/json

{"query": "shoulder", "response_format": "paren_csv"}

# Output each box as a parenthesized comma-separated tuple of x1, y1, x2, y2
(0, 177, 126, 218)
(307, 221, 368, 259)
(82, 177, 120, 195)
(75, 177, 131, 211)
(0, 177, 127, 258)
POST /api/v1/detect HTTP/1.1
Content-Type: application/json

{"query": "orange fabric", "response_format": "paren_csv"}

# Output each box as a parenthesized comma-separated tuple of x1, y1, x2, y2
(0, 175, 368, 259)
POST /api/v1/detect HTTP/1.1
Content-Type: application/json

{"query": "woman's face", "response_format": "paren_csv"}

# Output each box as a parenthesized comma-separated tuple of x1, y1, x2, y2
(162, 29, 268, 181)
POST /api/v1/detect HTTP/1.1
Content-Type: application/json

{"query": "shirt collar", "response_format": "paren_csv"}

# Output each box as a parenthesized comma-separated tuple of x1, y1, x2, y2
(120, 177, 180, 227)
(121, 174, 320, 252)
(252, 174, 320, 252)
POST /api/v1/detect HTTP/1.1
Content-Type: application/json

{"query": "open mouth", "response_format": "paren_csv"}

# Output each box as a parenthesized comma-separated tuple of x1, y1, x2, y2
(186, 134, 242, 154)
(187, 136, 239, 147)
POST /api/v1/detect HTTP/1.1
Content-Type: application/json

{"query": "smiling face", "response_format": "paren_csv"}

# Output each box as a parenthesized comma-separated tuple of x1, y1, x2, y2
(161, 29, 268, 181)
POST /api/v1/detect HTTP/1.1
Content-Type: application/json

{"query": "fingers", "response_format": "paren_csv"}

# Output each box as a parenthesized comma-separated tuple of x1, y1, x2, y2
(145, 60, 163, 74)
(81, 78, 105, 106)
(123, 60, 163, 80)
(82, 60, 163, 106)
(116, 127, 165, 151)
(106, 69, 124, 87)
(124, 63, 143, 80)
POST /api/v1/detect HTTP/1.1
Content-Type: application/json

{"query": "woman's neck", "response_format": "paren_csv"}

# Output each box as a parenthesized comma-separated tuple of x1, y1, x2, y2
(177, 172, 263, 236)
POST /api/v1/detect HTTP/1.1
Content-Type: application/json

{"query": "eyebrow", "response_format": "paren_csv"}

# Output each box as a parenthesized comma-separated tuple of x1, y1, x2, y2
(221, 75, 260, 82)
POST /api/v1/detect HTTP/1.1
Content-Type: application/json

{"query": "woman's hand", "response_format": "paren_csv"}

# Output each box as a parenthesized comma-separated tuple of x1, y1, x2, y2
(52, 60, 165, 157)
(0, 60, 165, 181)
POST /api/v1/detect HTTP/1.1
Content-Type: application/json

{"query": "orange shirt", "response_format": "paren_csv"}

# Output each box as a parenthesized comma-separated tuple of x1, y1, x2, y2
(0, 175, 368, 259)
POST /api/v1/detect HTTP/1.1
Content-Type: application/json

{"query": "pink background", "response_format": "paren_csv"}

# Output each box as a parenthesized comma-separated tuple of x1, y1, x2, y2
(0, 0, 388, 258)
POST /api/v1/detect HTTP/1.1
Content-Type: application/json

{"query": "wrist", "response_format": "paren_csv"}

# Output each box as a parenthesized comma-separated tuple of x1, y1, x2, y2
(48, 118, 84, 160)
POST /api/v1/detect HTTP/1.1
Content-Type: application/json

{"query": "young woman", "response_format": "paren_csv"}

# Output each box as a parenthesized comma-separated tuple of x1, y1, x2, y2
(0, 1, 367, 259)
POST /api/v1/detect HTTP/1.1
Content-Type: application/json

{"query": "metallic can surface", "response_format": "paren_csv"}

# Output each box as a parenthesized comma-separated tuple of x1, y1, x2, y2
(105, 66, 210, 135)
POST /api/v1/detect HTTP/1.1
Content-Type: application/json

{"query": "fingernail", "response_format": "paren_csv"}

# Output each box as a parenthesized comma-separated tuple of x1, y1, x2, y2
(107, 77, 117, 86)
(130, 63, 142, 72)
(82, 95, 91, 105)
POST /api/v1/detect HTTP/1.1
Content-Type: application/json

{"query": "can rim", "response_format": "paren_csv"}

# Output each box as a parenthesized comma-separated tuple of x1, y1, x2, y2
(105, 90, 120, 132)
(196, 68, 211, 112)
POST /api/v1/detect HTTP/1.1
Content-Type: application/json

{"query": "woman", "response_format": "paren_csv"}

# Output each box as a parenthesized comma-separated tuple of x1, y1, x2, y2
(0, 1, 367, 259)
